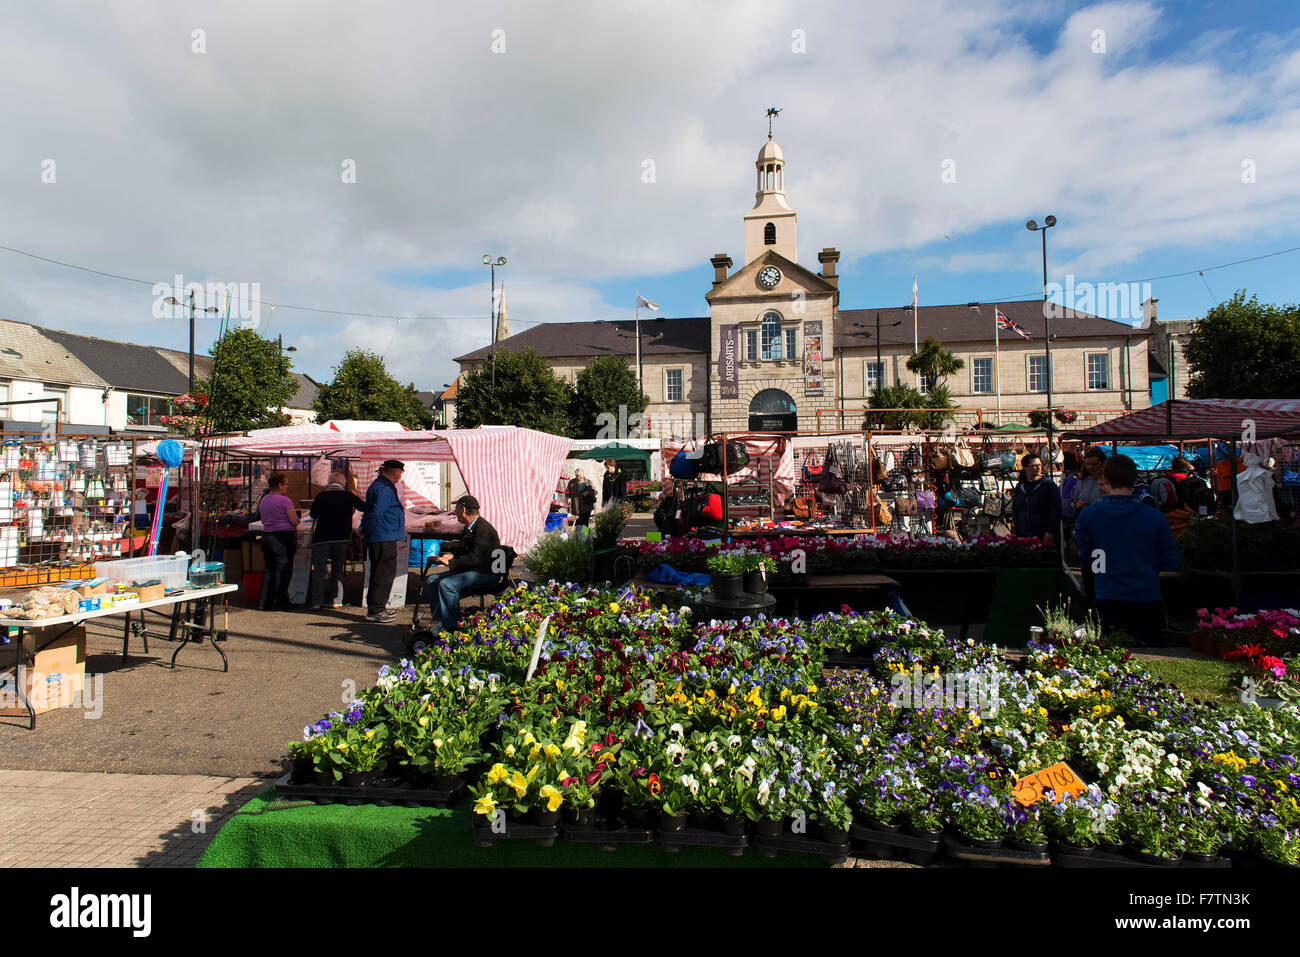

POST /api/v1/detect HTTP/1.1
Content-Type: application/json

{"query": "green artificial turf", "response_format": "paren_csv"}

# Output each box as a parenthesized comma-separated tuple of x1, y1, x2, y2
(1139, 656, 1242, 709)
(197, 790, 827, 868)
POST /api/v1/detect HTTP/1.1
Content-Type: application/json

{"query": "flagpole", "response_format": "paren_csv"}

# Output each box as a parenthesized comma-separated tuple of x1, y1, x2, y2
(994, 305, 1002, 426)
(912, 275, 919, 388)
(634, 290, 642, 393)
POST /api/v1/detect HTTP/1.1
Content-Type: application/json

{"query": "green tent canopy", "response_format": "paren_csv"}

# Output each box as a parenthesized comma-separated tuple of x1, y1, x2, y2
(575, 444, 652, 470)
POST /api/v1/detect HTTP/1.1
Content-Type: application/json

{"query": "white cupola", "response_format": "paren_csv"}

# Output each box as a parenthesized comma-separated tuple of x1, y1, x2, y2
(743, 136, 797, 265)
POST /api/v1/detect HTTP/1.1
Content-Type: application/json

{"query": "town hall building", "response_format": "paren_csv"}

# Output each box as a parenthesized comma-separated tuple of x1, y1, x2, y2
(456, 134, 1178, 438)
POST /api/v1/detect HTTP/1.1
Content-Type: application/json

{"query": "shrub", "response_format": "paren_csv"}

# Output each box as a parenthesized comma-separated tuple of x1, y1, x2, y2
(524, 533, 592, 584)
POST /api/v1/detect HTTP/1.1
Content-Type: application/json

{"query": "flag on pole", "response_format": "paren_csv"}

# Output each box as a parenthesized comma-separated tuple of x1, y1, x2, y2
(911, 277, 918, 307)
(996, 308, 1031, 340)
(636, 294, 660, 311)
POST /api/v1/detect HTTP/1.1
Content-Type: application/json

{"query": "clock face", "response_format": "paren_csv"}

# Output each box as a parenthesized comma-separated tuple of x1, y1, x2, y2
(757, 266, 781, 288)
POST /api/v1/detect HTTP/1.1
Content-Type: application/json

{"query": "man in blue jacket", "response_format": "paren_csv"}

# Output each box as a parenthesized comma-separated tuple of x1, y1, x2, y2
(1073, 454, 1180, 646)
(361, 459, 406, 622)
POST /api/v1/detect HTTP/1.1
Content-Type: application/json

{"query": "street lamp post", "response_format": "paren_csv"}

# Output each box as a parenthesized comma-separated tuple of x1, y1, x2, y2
(1026, 215, 1057, 470)
(482, 255, 507, 394)
(164, 291, 219, 395)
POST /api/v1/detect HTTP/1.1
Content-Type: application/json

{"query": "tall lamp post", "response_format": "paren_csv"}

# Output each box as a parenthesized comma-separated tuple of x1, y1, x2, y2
(850, 313, 903, 388)
(164, 291, 219, 394)
(482, 255, 507, 393)
(1026, 215, 1057, 472)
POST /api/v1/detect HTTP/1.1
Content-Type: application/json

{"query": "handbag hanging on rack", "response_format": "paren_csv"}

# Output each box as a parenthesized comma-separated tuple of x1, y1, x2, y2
(952, 442, 976, 469)
(930, 446, 953, 471)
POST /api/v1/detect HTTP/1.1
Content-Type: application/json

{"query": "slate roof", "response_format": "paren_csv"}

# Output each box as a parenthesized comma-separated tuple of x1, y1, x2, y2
(455, 317, 710, 363)
(835, 300, 1150, 348)
(42, 327, 194, 394)
(0, 318, 109, 387)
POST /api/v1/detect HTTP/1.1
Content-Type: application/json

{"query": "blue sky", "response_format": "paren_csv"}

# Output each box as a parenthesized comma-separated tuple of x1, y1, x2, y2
(3, 0, 1299, 390)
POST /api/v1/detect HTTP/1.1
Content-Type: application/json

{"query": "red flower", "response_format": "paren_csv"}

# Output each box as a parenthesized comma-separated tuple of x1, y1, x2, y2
(604, 731, 616, 747)
(647, 773, 662, 796)
(561, 777, 578, 787)
(584, 769, 603, 786)
(589, 741, 603, 756)
(633, 766, 648, 779)
(633, 700, 646, 714)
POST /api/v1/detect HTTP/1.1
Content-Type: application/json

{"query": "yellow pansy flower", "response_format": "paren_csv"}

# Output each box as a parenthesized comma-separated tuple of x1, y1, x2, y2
(538, 784, 563, 812)
(526, 764, 541, 782)
(504, 744, 516, 758)
(487, 763, 509, 784)
(474, 794, 497, 817)
(507, 771, 528, 797)
(543, 743, 561, 762)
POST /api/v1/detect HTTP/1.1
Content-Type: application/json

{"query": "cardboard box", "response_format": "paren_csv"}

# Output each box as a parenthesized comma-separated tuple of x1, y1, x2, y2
(132, 582, 165, 603)
(0, 626, 87, 716)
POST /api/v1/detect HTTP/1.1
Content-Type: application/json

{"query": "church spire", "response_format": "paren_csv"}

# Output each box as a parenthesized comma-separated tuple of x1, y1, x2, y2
(495, 284, 510, 342)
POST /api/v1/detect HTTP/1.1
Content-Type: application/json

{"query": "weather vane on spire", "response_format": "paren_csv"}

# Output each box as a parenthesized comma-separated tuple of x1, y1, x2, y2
(766, 106, 781, 139)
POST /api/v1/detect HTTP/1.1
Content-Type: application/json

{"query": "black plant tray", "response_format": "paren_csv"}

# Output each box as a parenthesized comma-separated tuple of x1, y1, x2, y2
(562, 824, 655, 848)
(822, 654, 873, 669)
(471, 821, 560, 847)
(1054, 847, 1232, 869)
(272, 772, 464, 808)
(657, 826, 749, 856)
(850, 824, 942, 856)
(942, 835, 1050, 866)
(754, 833, 851, 865)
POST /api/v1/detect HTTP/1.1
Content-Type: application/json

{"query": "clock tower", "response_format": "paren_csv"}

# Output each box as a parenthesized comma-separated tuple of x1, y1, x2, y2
(743, 136, 797, 265)
(705, 134, 840, 434)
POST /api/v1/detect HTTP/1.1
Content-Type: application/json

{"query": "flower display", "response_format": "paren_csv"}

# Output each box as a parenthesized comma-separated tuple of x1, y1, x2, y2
(282, 581, 1300, 864)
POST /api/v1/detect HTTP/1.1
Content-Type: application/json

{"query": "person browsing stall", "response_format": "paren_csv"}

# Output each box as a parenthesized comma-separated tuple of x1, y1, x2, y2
(308, 470, 366, 610)
(258, 472, 301, 611)
(361, 459, 406, 623)
(1011, 454, 1061, 543)
(426, 495, 503, 633)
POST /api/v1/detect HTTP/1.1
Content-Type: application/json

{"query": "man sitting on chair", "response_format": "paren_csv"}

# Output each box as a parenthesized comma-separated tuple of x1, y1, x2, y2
(427, 495, 503, 633)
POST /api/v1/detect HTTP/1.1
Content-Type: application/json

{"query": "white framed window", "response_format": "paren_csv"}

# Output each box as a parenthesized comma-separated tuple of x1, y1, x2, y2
(746, 330, 758, 361)
(665, 368, 683, 403)
(971, 357, 994, 394)
(127, 393, 169, 427)
(1028, 355, 1047, 393)
(761, 312, 783, 360)
(864, 361, 883, 392)
(917, 373, 933, 395)
(41, 386, 68, 423)
(0, 379, 8, 418)
(1086, 353, 1109, 390)
(784, 327, 797, 361)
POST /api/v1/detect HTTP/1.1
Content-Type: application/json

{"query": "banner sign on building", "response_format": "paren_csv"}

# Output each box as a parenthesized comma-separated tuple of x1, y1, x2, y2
(804, 320, 824, 397)
(719, 324, 739, 399)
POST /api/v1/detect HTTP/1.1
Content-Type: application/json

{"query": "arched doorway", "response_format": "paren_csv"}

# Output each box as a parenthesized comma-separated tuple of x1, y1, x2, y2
(749, 388, 797, 432)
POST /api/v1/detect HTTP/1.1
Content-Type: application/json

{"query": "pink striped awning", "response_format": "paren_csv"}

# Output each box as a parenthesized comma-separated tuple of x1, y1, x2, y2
(220, 425, 572, 551)
(1066, 399, 1300, 442)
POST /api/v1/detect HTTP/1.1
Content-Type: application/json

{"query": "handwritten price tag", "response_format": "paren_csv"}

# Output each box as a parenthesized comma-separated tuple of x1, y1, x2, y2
(1012, 762, 1087, 806)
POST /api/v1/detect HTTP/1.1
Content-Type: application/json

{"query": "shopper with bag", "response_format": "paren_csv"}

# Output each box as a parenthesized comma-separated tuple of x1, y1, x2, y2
(1011, 454, 1061, 543)
(258, 472, 300, 611)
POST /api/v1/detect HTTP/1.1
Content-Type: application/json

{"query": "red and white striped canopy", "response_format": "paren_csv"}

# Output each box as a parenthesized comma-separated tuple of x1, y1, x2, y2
(1066, 399, 1300, 442)
(218, 425, 572, 551)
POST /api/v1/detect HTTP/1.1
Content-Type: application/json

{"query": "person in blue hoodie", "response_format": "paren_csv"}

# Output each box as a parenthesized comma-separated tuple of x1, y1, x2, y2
(361, 459, 406, 622)
(1073, 454, 1180, 646)
(1011, 454, 1061, 542)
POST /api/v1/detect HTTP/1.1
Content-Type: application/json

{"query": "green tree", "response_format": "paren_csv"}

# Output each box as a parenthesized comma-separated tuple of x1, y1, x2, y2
(198, 328, 297, 433)
(1185, 290, 1300, 399)
(454, 348, 575, 435)
(865, 384, 926, 429)
(906, 336, 965, 387)
(569, 356, 649, 438)
(312, 349, 434, 429)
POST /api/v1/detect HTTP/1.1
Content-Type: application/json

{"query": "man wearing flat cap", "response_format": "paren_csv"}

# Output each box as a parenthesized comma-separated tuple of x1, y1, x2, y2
(361, 459, 406, 622)
(427, 494, 501, 632)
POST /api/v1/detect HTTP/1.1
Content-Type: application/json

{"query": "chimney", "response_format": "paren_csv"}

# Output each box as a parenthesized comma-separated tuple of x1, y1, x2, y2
(710, 253, 733, 286)
(1141, 296, 1158, 329)
(818, 248, 840, 287)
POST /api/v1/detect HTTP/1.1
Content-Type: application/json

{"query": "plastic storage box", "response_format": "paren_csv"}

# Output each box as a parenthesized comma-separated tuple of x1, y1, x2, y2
(189, 561, 226, 588)
(95, 554, 190, 589)
(408, 538, 442, 568)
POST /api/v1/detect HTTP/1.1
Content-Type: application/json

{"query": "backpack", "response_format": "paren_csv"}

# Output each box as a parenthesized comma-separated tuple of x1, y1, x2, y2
(669, 451, 700, 479)
(1131, 483, 1159, 509)
(1176, 474, 1215, 514)
(1149, 476, 1178, 511)
(653, 498, 676, 535)
(1060, 474, 1080, 519)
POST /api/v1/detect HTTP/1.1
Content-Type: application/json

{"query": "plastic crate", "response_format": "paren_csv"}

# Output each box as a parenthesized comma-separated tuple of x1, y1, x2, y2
(189, 561, 226, 588)
(95, 554, 190, 589)
(544, 512, 568, 532)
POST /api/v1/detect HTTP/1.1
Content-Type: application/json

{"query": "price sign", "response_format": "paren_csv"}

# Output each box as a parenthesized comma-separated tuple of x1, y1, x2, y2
(525, 615, 552, 682)
(1012, 762, 1087, 806)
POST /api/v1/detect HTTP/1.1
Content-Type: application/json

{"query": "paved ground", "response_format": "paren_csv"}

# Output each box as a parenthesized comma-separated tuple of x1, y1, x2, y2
(0, 770, 263, 867)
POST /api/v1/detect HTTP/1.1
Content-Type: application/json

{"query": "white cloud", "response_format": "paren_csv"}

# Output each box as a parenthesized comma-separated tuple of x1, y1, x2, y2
(1, 0, 1298, 388)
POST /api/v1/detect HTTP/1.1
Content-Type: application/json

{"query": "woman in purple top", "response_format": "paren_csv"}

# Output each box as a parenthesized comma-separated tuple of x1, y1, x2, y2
(258, 473, 301, 610)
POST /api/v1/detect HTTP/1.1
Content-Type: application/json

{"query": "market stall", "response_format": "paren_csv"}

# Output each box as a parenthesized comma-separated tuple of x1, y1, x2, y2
(1067, 398, 1300, 609)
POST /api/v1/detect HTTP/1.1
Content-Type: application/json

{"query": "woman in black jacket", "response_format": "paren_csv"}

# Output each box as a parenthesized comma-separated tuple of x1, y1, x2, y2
(601, 459, 627, 508)
(1011, 454, 1061, 543)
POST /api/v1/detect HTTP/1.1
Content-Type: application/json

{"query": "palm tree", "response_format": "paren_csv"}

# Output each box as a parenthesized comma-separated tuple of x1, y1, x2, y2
(905, 336, 964, 390)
